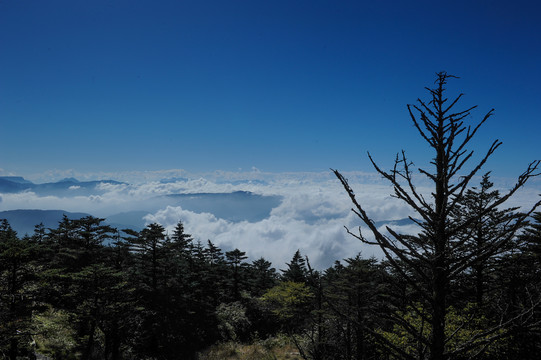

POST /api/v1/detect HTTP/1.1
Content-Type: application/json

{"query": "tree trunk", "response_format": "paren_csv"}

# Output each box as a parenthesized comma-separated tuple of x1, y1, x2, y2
(431, 265, 447, 360)
(431, 102, 448, 360)
(9, 337, 18, 360)
(82, 320, 96, 360)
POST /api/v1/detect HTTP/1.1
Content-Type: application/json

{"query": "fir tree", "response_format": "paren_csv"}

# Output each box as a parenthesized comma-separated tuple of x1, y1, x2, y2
(334, 72, 540, 360)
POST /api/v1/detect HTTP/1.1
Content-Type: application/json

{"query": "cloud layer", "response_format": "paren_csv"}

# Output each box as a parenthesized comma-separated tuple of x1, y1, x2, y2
(1, 170, 539, 269)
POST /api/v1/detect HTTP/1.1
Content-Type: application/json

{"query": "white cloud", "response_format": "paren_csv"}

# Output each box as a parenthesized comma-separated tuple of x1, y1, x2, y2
(136, 175, 419, 268)
(0, 170, 538, 269)
(143, 205, 374, 269)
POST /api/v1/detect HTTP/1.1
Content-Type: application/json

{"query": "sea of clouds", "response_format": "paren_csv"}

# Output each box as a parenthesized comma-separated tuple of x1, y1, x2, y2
(0, 169, 539, 269)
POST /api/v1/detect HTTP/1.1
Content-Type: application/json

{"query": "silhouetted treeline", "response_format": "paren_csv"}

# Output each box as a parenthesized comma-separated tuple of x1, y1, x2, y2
(1, 203, 541, 359)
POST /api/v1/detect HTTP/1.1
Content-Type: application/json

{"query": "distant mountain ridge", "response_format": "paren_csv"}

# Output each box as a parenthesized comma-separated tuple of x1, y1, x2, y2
(164, 191, 282, 222)
(0, 176, 124, 196)
(0, 176, 33, 184)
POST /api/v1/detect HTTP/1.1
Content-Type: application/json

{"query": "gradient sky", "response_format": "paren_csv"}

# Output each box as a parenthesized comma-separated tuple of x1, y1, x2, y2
(1, 0, 540, 179)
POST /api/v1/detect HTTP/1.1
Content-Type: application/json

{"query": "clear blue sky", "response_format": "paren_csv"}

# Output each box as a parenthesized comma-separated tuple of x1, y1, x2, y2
(1, 0, 540, 178)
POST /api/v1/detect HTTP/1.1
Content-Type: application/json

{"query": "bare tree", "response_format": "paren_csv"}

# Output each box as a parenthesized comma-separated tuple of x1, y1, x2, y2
(333, 72, 540, 360)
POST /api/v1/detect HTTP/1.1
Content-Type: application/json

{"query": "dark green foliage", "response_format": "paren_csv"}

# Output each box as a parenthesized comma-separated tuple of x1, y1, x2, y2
(0, 219, 39, 359)
(42, 216, 128, 359)
(1, 190, 540, 359)
(225, 248, 249, 301)
(249, 257, 278, 297)
(520, 212, 541, 272)
(281, 250, 309, 283)
(490, 212, 541, 359)
(323, 256, 387, 359)
(450, 173, 521, 308)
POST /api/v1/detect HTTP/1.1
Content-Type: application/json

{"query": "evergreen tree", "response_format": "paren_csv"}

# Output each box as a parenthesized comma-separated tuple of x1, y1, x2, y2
(31, 222, 46, 244)
(126, 223, 167, 357)
(0, 219, 38, 359)
(494, 212, 541, 359)
(451, 173, 520, 307)
(45, 216, 119, 359)
(202, 240, 228, 305)
(249, 257, 278, 297)
(520, 212, 541, 269)
(323, 256, 386, 360)
(168, 220, 193, 256)
(281, 249, 309, 283)
(334, 72, 540, 360)
(225, 248, 249, 301)
(98, 233, 135, 360)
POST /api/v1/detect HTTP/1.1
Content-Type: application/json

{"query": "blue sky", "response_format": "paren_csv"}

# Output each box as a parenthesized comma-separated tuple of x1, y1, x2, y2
(1, 0, 540, 179)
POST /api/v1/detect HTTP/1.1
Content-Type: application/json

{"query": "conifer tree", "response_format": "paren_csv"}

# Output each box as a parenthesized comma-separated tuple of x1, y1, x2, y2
(520, 212, 541, 268)
(127, 223, 168, 356)
(0, 220, 37, 359)
(324, 256, 385, 359)
(202, 240, 227, 305)
(334, 72, 540, 360)
(249, 257, 278, 296)
(47, 216, 118, 359)
(225, 248, 249, 301)
(451, 173, 520, 307)
(281, 249, 309, 283)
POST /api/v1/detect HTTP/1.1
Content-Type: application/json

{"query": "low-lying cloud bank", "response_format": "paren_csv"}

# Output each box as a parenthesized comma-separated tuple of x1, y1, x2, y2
(0, 169, 539, 269)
